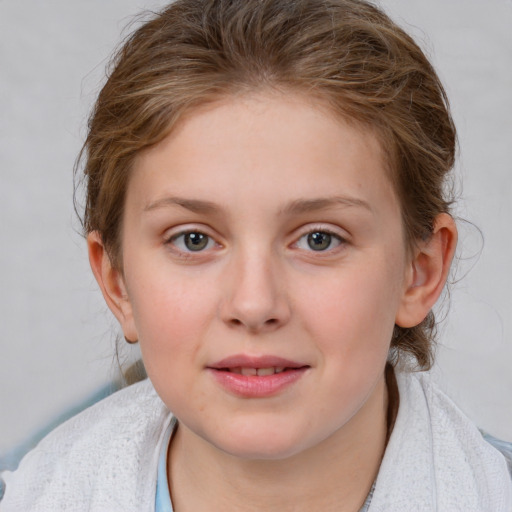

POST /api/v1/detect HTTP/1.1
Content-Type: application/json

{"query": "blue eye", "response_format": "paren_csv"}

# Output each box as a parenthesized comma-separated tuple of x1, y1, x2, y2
(296, 231, 343, 251)
(170, 232, 215, 252)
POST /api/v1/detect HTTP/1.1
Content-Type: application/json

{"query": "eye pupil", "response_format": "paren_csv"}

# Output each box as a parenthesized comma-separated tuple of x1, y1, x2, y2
(307, 232, 331, 251)
(184, 232, 208, 251)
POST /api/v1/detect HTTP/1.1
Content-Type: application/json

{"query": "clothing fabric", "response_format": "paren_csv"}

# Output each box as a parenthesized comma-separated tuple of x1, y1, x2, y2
(1, 380, 171, 512)
(1, 372, 511, 511)
(155, 419, 176, 512)
(369, 373, 511, 511)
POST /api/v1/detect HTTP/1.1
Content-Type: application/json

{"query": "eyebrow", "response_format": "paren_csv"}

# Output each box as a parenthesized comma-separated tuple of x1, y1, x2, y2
(144, 197, 219, 214)
(143, 195, 372, 215)
(281, 196, 372, 215)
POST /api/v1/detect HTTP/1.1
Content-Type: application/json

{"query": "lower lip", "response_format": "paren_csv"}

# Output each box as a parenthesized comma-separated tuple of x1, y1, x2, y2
(208, 368, 308, 398)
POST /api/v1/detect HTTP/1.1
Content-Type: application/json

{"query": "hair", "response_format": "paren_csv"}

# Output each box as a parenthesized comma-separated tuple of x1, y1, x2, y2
(77, 0, 456, 370)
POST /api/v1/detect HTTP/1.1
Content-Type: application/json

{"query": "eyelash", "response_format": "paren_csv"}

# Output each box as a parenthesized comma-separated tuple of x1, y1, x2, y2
(166, 230, 218, 254)
(294, 228, 346, 253)
(165, 226, 347, 256)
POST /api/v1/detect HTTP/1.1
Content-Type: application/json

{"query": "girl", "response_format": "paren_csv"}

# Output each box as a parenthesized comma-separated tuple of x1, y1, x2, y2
(1, 0, 511, 510)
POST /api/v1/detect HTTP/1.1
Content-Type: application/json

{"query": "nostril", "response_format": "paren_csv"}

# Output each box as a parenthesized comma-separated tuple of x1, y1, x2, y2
(227, 317, 279, 330)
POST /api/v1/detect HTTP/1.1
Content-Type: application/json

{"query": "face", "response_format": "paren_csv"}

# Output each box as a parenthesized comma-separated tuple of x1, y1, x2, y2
(112, 93, 415, 459)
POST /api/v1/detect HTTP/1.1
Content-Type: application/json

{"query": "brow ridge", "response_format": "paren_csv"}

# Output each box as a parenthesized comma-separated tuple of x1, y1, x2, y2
(281, 196, 372, 215)
(144, 197, 219, 214)
(144, 195, 372, 216)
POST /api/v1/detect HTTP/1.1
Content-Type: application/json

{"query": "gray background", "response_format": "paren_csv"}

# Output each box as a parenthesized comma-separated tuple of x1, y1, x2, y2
(1, 0, 511, 458)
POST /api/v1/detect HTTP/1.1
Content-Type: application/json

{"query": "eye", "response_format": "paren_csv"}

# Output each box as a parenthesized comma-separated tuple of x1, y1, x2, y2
(295, 230, 343, 252)
(169, 231, 215, 252)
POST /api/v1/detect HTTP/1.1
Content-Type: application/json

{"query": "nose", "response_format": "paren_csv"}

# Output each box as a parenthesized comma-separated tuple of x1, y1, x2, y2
(219, 249, 291, 333)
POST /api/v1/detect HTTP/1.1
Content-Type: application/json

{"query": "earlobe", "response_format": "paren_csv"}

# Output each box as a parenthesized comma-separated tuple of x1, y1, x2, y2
(395, 213, 458, 328)
(87, 232, 138, 342)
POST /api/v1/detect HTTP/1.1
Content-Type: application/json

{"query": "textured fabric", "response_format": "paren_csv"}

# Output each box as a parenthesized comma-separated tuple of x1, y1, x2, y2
(368, 372, 512, 511)
(1, 373, 511, 511)
(482, 432, 512, 477)
(0, 380, 172, 512)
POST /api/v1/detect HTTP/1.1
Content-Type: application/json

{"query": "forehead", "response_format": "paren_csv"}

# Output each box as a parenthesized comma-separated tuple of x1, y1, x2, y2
(128, 92, 398, 220)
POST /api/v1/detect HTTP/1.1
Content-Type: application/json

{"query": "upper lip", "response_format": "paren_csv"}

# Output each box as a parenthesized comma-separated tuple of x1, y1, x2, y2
(208, 354, 308, 370)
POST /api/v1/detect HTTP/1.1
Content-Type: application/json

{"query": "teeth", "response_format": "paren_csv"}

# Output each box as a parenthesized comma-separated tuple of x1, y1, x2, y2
(256, 367, 275, 376)
(227, 366, 290, 375)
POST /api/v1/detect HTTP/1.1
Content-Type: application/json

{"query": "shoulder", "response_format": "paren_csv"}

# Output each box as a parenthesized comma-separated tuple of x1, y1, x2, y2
(404, 371, 512, 481)
(409, 371, 511, 470)
(481, 431, 512, 477)
(0, 379, 172, 512)
(369, 370, 512, 511)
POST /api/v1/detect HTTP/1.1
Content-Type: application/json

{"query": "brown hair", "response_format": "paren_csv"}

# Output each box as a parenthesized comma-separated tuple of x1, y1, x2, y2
(77, 0, 456, 370)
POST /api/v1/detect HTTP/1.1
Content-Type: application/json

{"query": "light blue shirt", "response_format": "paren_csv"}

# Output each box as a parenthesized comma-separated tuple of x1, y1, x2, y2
(155, 419, 176, 512)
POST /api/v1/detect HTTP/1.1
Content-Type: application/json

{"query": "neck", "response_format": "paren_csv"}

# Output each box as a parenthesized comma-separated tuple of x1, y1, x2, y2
(169, 374, 390, 512)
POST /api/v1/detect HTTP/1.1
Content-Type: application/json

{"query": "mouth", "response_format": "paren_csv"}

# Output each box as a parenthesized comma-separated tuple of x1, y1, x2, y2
(208, 354, 309, 374)
(216, 366, 304, 376)
(207, 355, 310, 397)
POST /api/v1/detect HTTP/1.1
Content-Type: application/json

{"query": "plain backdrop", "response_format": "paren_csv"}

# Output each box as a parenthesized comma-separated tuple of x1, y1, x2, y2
(0, 0, 511, 459)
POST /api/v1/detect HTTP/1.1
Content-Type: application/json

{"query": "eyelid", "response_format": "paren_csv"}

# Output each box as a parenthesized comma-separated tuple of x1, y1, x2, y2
(163, 223, 216, 240)
(163, 224, 221, 254)
(291, 224, 349, 252)
(293, 223, 349, 241)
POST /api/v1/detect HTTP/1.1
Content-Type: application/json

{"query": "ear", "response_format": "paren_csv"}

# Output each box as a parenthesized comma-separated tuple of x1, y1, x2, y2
(87, 231, 138, 342)
(395, 213, 457, 328)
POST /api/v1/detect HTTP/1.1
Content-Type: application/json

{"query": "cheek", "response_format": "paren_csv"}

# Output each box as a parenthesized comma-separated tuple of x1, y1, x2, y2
(128, 272, 219, 414)
(126, 266, 218, 364)
(298, 256, 404, 360)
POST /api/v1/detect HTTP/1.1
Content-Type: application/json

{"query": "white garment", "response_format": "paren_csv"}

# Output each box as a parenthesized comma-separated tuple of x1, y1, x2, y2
(369, 372, 512, 511)
(1, 372, 510, 511)
(1, 380, 171, 512)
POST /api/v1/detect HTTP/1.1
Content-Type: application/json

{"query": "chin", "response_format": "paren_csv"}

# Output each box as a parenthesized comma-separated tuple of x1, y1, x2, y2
(206, 424, 315, 461)
(220, 441, 305, 461)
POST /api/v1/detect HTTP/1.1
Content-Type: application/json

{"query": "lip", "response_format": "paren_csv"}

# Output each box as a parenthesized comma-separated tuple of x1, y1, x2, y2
(207, 354, 310, 398)
(209, 354, 306, 369)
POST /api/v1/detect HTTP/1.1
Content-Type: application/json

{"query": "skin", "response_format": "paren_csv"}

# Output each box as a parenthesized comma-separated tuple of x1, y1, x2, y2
(89, 92, 457, 511)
